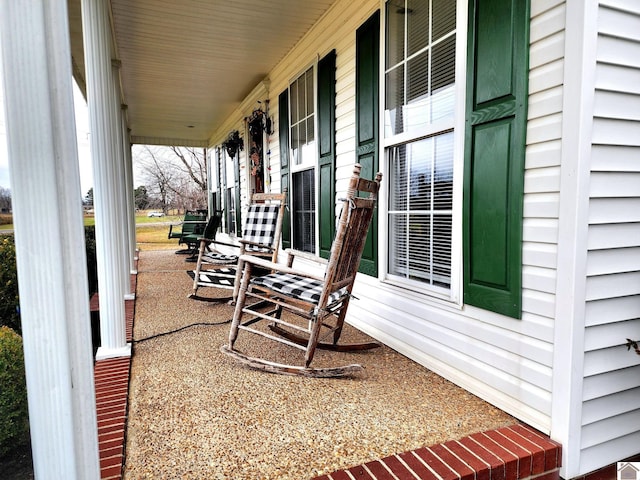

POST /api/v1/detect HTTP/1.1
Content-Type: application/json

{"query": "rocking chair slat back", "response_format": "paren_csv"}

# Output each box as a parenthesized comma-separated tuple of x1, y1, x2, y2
(321, 165, 381, 308)
(241, 191, 287, 261)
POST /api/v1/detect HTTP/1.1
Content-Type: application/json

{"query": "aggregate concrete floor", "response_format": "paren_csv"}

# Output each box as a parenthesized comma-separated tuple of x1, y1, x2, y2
(123, 248, 516, 480)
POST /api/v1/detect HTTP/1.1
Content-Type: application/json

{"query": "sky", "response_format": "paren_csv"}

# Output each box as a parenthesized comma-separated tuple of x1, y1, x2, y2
(0, 71, 94, 196)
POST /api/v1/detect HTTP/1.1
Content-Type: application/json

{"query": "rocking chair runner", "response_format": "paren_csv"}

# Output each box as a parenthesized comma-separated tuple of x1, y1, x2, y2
(188, 191, 287, 302)
(221, 164, 382, 377)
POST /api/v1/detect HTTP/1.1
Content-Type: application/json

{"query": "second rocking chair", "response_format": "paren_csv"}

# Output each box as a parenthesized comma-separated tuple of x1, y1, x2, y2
(188, 191, 287, 302)
(221, 164, 382, 377)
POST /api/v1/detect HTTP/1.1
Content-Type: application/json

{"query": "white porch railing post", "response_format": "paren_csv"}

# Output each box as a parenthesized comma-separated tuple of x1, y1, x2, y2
(0, 1, 100, 478)
(82, 0, 130, 359)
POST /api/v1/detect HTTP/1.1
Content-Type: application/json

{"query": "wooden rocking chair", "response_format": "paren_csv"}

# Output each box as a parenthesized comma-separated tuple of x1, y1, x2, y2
(221, 164, 382, 377)
(188, 191, 287, 303)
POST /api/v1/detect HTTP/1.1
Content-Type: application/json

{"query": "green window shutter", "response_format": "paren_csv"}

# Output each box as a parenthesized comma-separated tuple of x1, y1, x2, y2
(220, 148, 230, 233)
(317, 50, 336, 259)
(463, 0, 530, 318)
(355, 10, 380, 276)
(278, 90, 291, 249)
(215, 148, 223, 214)
(233, 154, 241, 233)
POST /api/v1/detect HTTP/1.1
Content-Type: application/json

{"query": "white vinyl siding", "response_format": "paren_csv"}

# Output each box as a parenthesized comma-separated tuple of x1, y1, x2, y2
(520, 0, 565, 416)
(577, 0, 640, 474)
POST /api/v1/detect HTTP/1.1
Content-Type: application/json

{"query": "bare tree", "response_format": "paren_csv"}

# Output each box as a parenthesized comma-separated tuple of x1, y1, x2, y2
(169, 146, 207, 193)
(0, 187, 11, 213)
(168, 146, 208, 211)
(135, 146, 207, 213)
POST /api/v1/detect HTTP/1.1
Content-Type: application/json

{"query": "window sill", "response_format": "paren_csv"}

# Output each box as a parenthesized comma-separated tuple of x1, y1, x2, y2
(354, 272, 464, 314)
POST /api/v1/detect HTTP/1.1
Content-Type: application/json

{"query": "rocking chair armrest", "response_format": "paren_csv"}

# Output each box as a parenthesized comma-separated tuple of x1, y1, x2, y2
(206, 238, 240, 249)
(238, 238, 273, 250)
(238, 254, 325, 282)
(196, 236, 218, 245)
(284, 249, 328, 267)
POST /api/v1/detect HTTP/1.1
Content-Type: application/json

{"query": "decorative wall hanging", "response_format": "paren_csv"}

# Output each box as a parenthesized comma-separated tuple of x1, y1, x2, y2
(222, 130, 243, 158)
(246, 106, 271, 193)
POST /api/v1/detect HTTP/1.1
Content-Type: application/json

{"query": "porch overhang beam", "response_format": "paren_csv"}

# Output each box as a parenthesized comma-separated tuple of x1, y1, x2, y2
(130, 136, 210, 148)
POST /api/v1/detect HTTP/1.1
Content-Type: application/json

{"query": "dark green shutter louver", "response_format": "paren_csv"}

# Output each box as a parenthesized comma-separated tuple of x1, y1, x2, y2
(317, 50, 337, 259)
(355, 10, 380, 276)
(463, 0, 530, 318)
(279, 90, 291, 249)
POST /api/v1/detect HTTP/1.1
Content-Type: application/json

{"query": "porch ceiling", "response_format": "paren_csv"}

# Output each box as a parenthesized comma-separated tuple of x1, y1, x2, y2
(67, 0, 337, 147)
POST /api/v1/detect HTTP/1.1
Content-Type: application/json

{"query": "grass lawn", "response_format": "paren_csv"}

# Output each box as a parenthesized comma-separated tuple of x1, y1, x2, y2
(135, 212, 183, 250)
(136, 224, 182, 250)
(0, 214, 12, 231)
(0, 212, 186, 251)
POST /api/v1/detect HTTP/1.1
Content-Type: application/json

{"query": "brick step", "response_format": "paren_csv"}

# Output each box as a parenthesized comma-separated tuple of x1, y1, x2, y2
(311, 424, 562, 480)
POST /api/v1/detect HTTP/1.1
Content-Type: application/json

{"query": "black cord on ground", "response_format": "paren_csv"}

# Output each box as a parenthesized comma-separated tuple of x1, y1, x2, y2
(133, 319, 231, 343)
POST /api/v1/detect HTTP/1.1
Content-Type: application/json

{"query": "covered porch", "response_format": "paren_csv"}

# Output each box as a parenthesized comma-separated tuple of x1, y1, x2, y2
(96, 248, 560, 479)
(0, 0, 562, 478)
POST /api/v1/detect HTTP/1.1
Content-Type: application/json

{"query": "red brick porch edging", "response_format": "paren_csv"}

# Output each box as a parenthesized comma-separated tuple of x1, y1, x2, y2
(94, 356, 130, 480)
(92, 269, 136, 480)
(311, 424, 562, 480)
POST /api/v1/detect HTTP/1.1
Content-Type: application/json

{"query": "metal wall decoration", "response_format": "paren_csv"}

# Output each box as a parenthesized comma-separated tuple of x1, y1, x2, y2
(222, 130, 243, 158)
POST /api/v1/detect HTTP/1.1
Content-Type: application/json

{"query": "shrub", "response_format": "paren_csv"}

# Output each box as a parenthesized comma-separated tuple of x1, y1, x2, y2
(0, 326, 29, 457)
(0, 214, 12, 226)
(0, 236, 20, 335)
(0, 228, 97, 337)
(84, 226, 98, 297)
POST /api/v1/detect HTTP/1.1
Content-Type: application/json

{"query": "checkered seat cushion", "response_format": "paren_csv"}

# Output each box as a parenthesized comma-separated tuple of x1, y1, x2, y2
(242, 204, 279, 253)
(200, 252, 239, 265)
(187, 267, 237, 288)
(250, 273, 348, 306)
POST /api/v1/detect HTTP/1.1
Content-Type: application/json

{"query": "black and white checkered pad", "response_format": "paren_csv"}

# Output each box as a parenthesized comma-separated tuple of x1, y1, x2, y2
(250, 273, 347, 305)
(243, 204, 279, 251)
(201, 252, 239, 265)
(187, 267, 237, 288)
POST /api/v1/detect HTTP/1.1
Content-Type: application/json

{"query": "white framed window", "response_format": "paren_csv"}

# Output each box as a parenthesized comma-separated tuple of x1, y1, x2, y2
(289, 65, 317, 253)
(223, 148, 237, 235)
(290, 66, 316, 168)
(209, 147, 228, 219)
(383, 0, 461, 299)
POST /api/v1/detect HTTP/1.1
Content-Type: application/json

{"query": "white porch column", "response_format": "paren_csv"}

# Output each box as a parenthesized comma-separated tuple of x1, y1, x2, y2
(0, 1, 100, 479)
(111, 60, 133, 299)
(82, 0, 130, 359)
(122, 109, 138, 275)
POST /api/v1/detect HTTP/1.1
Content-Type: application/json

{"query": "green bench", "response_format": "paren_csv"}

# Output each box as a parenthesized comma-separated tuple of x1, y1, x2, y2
(182, 211, 223, 262)
(168, 210, 207, 254)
